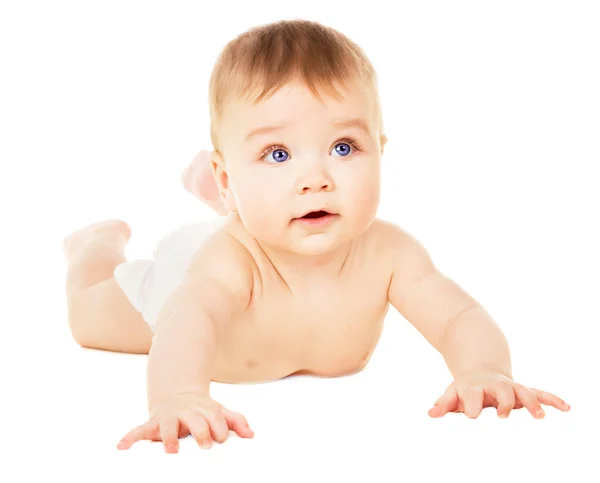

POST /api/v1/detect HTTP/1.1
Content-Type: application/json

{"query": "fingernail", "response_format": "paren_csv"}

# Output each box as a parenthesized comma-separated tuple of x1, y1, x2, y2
(536, 409, 545, 418)
(202, 440, 212, 449)
(499, 412, 508, 418)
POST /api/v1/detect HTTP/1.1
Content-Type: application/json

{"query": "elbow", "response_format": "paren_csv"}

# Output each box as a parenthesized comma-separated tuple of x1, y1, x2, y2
(438, 303, 481, 352)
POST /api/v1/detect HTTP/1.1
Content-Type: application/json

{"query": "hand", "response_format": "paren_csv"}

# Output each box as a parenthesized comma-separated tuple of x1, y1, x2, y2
(428, 370, 571, 419)
(117, 393, 254, 453)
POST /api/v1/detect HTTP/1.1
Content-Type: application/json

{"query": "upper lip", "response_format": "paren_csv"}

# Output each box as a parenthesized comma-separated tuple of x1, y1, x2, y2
(295, 208, 336, 219)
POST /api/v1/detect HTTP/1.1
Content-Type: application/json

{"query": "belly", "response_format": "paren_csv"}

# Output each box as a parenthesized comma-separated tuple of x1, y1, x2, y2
(211, 347, 296, 384)
(209, 320, 299, 384)
(210, 303, 389, 383)
(300, 313, 386, 377)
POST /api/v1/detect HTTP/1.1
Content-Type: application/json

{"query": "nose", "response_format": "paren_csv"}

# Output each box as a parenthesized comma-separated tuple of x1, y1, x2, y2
(295, 163, 334, 195)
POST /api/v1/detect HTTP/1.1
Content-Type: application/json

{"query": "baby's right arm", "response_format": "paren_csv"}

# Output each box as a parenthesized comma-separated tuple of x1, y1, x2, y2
(117, 231, 254, 453)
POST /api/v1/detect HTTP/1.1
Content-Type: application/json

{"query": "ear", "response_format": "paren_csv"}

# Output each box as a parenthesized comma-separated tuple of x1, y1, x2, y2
(380, 134, 388, 155)
(210, 151, 238, 213)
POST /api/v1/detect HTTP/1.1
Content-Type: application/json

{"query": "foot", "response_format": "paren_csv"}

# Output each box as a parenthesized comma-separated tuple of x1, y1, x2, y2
(63, 219, 131, 261)
(181, 150, 229, 215)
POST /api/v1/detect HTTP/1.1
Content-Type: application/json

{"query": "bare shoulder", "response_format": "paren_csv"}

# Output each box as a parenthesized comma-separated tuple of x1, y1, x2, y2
(183, 216, 255, 310)
(363, 218, 421, 252)
(366, 218, 435, 279)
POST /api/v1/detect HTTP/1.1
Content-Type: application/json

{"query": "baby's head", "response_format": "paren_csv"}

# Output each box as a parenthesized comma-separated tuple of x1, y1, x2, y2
(208, 19, 387, 256)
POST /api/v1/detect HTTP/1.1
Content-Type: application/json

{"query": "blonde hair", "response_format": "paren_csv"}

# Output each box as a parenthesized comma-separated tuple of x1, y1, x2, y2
(208, 19, 383, 154)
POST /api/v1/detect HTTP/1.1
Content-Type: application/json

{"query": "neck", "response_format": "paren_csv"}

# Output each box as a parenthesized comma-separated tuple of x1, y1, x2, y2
(257, 238, 355, 291)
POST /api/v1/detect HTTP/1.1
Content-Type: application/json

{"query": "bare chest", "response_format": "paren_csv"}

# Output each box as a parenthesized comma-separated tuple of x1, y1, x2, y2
(235, 277, 391, 378)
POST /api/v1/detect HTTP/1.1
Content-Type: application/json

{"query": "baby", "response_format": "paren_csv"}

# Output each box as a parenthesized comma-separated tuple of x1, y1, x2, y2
(62, 19, 570, 454)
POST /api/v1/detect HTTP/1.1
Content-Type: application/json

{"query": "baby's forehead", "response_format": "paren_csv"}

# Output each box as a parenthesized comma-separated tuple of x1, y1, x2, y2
(223, 89, 376, 139)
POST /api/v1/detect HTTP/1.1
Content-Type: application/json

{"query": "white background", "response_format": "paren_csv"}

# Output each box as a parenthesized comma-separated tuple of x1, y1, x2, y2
(1, 1, 599, 481)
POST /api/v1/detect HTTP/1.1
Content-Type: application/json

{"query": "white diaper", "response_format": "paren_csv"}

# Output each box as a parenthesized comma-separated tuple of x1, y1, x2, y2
(113, 217, 226, 332)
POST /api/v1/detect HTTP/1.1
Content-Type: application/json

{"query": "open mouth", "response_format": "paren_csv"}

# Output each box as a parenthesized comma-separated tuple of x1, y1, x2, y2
(301, 210, 330, 219)
(293, 210, 338, 226)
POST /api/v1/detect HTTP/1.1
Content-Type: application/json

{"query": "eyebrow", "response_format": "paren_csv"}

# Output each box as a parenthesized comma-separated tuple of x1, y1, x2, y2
(243, 117, 371, 143)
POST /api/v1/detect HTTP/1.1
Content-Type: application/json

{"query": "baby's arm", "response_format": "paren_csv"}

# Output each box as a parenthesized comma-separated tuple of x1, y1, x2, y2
(118, 231, 254, 452)
(385, 224, 570, 419)
(385, 224, 512, 379)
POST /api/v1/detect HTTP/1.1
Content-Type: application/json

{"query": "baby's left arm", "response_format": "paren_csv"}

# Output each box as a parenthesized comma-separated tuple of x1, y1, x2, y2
(385, 223, 570, 419)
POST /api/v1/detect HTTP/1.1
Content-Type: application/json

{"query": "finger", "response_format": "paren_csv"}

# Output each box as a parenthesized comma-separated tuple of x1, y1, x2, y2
(180, 411, 212, 449)
(462, 387, 484, 418)
(199, 408, 230, 444)
(159, 418, 181, 453)
(117, 420, 158, 450)
(221, 407, 255, 438)
(495, 382, 516, 418)
(428, 388, 458, 418)
(513, 383, 545, 418)
(530, 388, 571, 411)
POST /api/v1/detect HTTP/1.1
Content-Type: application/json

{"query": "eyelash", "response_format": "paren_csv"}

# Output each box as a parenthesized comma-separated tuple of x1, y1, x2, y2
(258, 137, 363, 161)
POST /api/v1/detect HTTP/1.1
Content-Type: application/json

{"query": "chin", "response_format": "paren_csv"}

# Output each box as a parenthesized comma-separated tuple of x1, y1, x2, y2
(294, 240, 335, 256)
(292, 231, 353, 256)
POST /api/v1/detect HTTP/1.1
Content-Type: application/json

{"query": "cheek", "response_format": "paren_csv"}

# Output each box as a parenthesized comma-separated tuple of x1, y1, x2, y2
(341, 162, 381, 210)
(230, 170, 286, 230)
(233, 171, 276, 208)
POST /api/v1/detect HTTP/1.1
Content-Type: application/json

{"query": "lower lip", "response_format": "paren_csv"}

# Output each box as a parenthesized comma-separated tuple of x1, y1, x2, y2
(293, 213, 338, 227)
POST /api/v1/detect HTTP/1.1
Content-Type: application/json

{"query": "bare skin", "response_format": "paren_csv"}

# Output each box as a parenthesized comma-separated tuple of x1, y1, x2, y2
(74, 70, 578, 450)
(64, 219, 155, 355)
(181, 150, 228, 215)
(64, 211, 570, 454)
(64, 145, 571, 453)
(64, 215, 390, 382)
(64, 213, 391, 449)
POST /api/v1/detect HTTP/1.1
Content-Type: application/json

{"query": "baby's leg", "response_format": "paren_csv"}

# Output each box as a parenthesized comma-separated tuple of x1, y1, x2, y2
(63, 220, 153, 354)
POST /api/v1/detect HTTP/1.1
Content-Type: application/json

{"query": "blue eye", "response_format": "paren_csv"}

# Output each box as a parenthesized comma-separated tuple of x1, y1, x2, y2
(267, 149, 289, 163)
(261, 138, 360, 163)
(332, 142, 353, 157)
